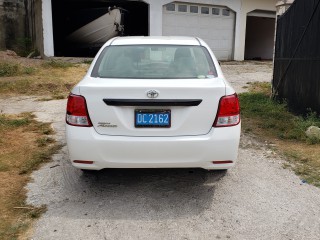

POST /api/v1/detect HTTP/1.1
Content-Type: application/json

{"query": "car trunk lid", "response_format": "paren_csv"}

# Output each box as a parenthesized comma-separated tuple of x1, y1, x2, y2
(79, 77, 226, 137)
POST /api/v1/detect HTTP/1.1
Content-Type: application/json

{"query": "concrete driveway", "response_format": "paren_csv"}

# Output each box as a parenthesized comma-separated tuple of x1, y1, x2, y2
(1, 62, 320, 240)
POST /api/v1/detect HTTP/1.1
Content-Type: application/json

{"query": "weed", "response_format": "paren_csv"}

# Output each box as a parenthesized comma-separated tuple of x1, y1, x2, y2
(19, 144, 61, 175)
(83, 59, 93, 64)
(15, 38, 33, 57)
(36, 137, 55, 147)
(53, 94, 66, 100)
(0, 62, 36, 78)
(0, 62, 19, 77)
(0, 113, 61, 239)
(27, 206, 46, 219)
(0, 60, 87, 98)
(42, 127, 54, 135)
(247, 81, 271, 95)
(282, 162, 291, 169)
(23, 67, 35, 75)
(239, 84, 320, 143)
(0, 113, 31, 128)
(42, 59, 75, 69)
(306, 136, 320, 145)
(240, 82, 320, 187)
(37, 94, 66, 101)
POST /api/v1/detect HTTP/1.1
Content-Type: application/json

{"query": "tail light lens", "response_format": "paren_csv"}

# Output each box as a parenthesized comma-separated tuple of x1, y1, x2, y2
(213, 94, 240, 127)
(66, 94, 92, 127)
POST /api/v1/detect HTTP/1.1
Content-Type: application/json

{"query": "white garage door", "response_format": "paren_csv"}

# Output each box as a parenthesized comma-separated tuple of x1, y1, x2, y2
(163, 3, 235, 60)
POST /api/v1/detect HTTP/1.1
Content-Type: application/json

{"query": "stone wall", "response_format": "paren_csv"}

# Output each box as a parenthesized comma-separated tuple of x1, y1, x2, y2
(0, 0, 43, 56)
(25, 0, 44, 57)
(0, 0, 27, 52)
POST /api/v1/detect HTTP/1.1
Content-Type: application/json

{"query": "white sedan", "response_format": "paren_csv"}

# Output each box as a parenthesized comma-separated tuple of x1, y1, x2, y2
(66, 36, 240, 171)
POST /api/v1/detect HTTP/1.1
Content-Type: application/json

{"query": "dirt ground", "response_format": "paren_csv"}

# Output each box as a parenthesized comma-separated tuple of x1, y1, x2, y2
(221, 61, 273, 93)
(1, 61, 320, 240)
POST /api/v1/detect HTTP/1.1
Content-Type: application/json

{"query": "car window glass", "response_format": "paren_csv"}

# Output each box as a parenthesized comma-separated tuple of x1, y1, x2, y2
(92, 45, 217, 79)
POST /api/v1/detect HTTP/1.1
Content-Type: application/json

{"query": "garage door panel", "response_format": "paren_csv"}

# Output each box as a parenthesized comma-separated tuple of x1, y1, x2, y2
(163, 4, 235, 60)
(198, 17, 214, 27)
(221, 19, 234, 28)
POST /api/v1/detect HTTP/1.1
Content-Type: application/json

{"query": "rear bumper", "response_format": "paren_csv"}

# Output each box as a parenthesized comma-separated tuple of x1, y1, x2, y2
(66, 124, 241, 170)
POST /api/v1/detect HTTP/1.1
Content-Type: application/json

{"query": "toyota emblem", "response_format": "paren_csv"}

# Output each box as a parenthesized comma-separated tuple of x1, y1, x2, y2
(146, 90, 159, 98)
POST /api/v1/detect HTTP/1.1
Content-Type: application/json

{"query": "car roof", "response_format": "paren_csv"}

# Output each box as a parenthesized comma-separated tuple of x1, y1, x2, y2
(110, 36, 202, 46)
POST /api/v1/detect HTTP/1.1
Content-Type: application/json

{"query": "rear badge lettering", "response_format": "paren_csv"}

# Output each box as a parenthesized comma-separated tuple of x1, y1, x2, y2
(98, 122, 117, 128)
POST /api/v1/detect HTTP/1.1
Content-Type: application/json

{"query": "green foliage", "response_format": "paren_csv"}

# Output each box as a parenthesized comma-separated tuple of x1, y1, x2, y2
(0, 62, 19, 77)
(36, 137, 55, 147)
(0, 113, 31, 128)
(239, 83, 320, 143)
(240, 82, 320, 187)
(15, 38, 33, 57)
(0, 113, 59, 239)
(0, 79, 32, 94)
(0, 113, 59, 174)
(19, 144, 61, 175)
(23, 67, 35, 75)
(0, 62, 36, 77)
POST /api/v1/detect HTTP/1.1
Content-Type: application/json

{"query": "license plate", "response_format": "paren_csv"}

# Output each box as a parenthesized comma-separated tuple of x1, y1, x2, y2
(135, 110, 171, 128)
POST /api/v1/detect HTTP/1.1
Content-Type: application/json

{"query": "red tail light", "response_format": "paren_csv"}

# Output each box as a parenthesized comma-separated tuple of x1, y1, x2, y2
(66, 94, 92, 127)
(213, 94, 240, 127)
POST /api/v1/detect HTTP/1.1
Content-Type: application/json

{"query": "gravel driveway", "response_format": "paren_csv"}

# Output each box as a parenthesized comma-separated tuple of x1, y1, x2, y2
(1, 62, 320, 240)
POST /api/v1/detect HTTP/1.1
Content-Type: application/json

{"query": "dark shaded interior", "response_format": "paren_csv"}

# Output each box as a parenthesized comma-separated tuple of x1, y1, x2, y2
(244, 16, 275, 60)
(51, 0, 149, 57)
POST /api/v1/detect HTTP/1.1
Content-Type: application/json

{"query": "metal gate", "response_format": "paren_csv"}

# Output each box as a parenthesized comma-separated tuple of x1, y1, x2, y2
(272, 0, 320, 114)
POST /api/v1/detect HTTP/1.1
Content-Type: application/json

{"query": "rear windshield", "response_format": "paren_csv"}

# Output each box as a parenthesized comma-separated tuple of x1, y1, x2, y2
(91, 45, 217, 79)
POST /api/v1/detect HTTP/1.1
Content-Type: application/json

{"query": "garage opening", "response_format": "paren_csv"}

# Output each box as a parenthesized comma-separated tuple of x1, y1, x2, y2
(51, 0, 149, 57)
(244, 10, 276, 60)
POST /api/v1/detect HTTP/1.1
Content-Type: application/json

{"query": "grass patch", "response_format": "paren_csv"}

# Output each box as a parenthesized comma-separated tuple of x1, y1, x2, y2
(19, 143, 61, 175)
(0, 59, 87, 97)
(0, 62, 19, 77)
(0, 113, 31, 127)
(82, 59, 93, 64)
(0, 113, 61, 239)
(23, 67, 36, 75)
(240, 82, 320, 186)
(0, 62, 36, 77)
(37, 94, 66, 102)
(42, 59, 75, 69)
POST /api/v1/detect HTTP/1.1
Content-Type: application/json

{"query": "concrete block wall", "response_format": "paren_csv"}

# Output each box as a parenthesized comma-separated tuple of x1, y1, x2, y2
(0, 0, 27, 51)
(0, 0, 44, 56)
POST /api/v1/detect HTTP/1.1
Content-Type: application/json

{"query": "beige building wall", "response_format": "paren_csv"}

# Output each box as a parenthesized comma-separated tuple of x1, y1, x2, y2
(233, 0, 276, 60)
(276, 0, 294, 15)
(145, 0, 276, 60)
(39, 0, 277, 60)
